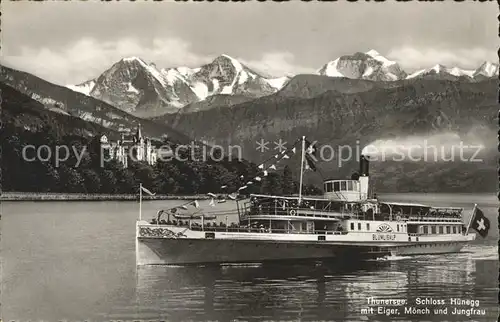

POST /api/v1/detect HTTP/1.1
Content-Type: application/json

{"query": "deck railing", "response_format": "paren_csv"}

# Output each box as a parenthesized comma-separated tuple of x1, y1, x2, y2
(147, 221, 349, 235)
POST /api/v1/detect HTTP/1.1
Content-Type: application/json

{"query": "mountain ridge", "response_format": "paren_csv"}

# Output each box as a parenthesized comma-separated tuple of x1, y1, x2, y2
(66, 50, 498, 116)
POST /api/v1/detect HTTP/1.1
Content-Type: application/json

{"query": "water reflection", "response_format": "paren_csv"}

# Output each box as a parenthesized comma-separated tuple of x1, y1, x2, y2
(132, 246, 497, 321)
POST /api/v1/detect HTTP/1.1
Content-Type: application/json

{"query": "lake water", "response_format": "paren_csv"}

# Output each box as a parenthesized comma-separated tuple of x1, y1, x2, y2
(1, 193, 498, 321)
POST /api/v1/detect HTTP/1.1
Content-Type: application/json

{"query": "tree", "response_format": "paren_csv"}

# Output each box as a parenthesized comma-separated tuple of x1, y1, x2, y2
(81, 169, 101, 193)
(99, 170, 117, 193)
(59, 165, 85, 193)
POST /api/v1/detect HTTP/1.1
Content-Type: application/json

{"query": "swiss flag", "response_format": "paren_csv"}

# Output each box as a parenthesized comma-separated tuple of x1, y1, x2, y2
(470, 207, 490, 238)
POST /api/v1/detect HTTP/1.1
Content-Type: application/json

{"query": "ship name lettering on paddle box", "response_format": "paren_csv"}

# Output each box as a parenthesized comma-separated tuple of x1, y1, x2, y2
(372, 233, 396, 241)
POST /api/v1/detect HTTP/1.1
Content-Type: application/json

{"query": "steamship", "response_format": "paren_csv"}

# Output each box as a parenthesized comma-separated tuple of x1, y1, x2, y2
(136, 139, 479, 266)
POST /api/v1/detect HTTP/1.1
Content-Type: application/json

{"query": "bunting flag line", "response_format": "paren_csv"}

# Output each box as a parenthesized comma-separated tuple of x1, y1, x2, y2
(209, 198, 215, 207)
(193, 200, 200, 208)
(209, 137, 301, 203)
(305, 139, 318, 156)
(305, 154, 317, 171)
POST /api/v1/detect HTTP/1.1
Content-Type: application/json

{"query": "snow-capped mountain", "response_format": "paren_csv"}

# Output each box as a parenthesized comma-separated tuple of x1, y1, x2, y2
(67, 79, 96, 96)
(68, 55, 289, 117)
(70, 57, 200, 118)
(406, 62, 499, 81)
(317, 50, 407, 81)
(406, 64, 475, 81)
(185, 54, 283, 99)
(472, 61, 499, 80)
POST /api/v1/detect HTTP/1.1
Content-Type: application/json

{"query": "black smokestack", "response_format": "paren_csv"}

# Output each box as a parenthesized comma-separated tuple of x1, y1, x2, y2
(360, 155, 369, 176)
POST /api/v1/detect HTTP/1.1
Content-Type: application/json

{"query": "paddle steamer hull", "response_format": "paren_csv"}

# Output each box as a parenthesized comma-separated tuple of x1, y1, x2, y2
(135, 221, 475, 265)
(389, 241, 468, 256)
(136, 237, 390, 265)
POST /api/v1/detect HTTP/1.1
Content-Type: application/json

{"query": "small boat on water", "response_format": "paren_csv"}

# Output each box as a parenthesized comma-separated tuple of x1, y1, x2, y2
(136, 138, 490, 266)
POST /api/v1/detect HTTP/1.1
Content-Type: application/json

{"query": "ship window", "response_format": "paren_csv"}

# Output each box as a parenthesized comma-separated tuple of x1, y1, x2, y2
(438, 226, 444, 234)
(366, 223, 370, 230)
(452, 226, 457, 234)
(347, 181, 353, 191)
(325, 182, 333, 192)
(350, 222, 354, 230)
(340, 181, 347, 191)
(397, 224, 400, 232)
(446, 226, 451, 234)
(423, 226, 428, 234)
(333, 182, 340, 192)
(431, 226, 436, 234)
(358, 223, 362, 230)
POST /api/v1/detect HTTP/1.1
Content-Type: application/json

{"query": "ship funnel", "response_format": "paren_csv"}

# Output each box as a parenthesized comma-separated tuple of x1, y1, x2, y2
(360, 155, 370, 176)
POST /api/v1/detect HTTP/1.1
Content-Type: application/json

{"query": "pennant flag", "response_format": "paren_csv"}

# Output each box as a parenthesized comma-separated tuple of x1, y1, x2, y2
(269, 165, 277, 170)
(140, 185, 156, 196)
(209, 198, 215, 207)
(240, 175, 244, 179)
(180, 205, 188, 210)
(221, 185, 227, 189)
(193, 200, 200, 208)
(246, 181, 253, 185)
(238, 185, 248, 191)
(282, 154, 290, 159)
(207, 192, 217, 198)
(254, 176, 262, 182)
(291, 147, 296, 154)
(258, 164, 264, 169)
(263, 170, 268, 176)
(274, 154, 279, 158)
(305, 154, 317, 171)
(470, 207, 490, 238)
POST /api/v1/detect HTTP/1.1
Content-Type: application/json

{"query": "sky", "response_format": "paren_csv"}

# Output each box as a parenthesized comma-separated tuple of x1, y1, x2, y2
(2, 1, 497, 85)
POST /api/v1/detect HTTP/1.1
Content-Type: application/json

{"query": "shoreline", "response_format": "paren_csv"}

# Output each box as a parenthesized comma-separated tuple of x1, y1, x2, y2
(0, 192, 210, 202)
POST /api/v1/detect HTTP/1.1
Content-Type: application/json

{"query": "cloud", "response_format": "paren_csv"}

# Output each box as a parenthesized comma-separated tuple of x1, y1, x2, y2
(240, 52, 316, 78)
(387, 46, 496, 71)
(1, 37, 212, 85)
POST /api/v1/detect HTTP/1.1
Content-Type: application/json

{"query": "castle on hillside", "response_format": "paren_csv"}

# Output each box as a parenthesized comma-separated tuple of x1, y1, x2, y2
(99, 124, 158, 168)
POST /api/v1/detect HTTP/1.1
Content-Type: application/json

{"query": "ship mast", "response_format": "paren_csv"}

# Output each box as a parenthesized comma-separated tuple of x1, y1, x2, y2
(298, 136, 306, 204)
